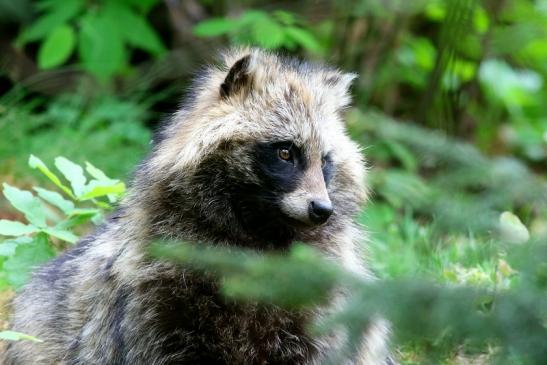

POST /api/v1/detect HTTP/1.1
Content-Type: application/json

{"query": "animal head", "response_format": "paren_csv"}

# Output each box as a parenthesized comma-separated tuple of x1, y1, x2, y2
(140, 48, 367, 247)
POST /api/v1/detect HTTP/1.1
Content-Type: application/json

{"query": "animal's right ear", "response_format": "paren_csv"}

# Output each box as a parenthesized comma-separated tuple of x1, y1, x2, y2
(323, 71, 357, 110)
(220, 55, 253, 99)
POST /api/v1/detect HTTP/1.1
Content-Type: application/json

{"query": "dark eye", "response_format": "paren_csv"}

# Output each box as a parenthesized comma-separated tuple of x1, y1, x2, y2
(278, 148, 292, 161)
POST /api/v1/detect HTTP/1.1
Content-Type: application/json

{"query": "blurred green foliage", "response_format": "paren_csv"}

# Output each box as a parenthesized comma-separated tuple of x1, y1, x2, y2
(1, 0, 547, 363)
(15, 0, 165, 79)
(0, 91, 151, 179)
(194, 10, 324, 54)
(152, 240, 547, 364)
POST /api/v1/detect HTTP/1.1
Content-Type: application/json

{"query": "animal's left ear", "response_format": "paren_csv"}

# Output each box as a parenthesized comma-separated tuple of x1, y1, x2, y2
(324, 71, 357, 109)
(220, 54, 253, 99)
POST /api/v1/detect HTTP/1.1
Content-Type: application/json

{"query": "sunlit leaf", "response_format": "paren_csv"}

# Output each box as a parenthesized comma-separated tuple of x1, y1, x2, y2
(79, 182, 125, 200)
(43, 227, 78, 244)
(2, 184, 47, 228)
(0, 220, 37, 237)
(54, 157, 86, 198)
(85, 161, 112, 182)
(28, 155, 74, 199)
(34, 187, 75, 214)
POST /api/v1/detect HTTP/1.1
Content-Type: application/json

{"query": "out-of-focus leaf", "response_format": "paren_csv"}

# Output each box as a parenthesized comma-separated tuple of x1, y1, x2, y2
(479, 59, 543, 109)
(473, 6, 489, 34)
(374, 170, 431, 208)
(78, 12, 126, 79)
(252, 18, 285, 49)
(108, 2, 165, 55)
(273, 10, 296, 25)
(402, 37, 436, 70)
(384, 140, 418, 172)
(492, 24, 544, 55)
(34, 187, 75, 214)
(37, 24, 76, 69)
(425, 0, 446, 21)
(54, 157, 86, 198)
(43, 227, 78, 243)
(122, 0, 160, 13)
(0, 237, 33, 257)
(193, 18, 240, 37)
(16, 0, 83, 44)
(3, 233, 54, 289)
(285, 27, 323, 54)
(0, 220, 37, 237)
(57, 210, 99, 229)
(2, 184, 47, 228)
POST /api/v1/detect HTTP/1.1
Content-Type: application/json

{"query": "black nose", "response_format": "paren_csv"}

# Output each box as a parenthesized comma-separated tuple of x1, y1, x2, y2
(308, 200, 333, 224)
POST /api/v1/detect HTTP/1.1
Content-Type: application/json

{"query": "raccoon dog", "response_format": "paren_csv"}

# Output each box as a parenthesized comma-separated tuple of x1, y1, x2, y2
(5, 48, 394, 364)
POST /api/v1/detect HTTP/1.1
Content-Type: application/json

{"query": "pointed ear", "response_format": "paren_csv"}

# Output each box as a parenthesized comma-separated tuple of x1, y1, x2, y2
(220, 55, 253, 99)
(324, 71, 357, 109)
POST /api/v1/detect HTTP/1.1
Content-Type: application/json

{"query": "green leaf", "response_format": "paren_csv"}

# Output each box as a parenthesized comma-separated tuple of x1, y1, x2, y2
(0, 242, 18, 256)
(123, 0, 160, 13)
(33, 187, 75, 214)
(78, 12, 127, 80)
(37, 24, 76, 69)
(58, 210, 99, 229)
(285, 27, 323, 54)
(0, 220, 37, 237)
(240, 10, 269, 25)
(0, 237, 33, 257)
(108, 3, 165, 55)
(17, 0, 83, 45)
(28, 155, 74, 199)
(3, 233, 55, 289)
(2, 184, 47, 228)
(193, 18, 240, 37)
(0, 330, 43, 343)
(80, 182, 125, 200)
(273, 10, 296, 25)
(43, 228, 78, 244)
(68, 208, 102, 217)
(85, 161, 111, 181)
(252, 18, 285, 49)
(54, 156, 86, 198)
